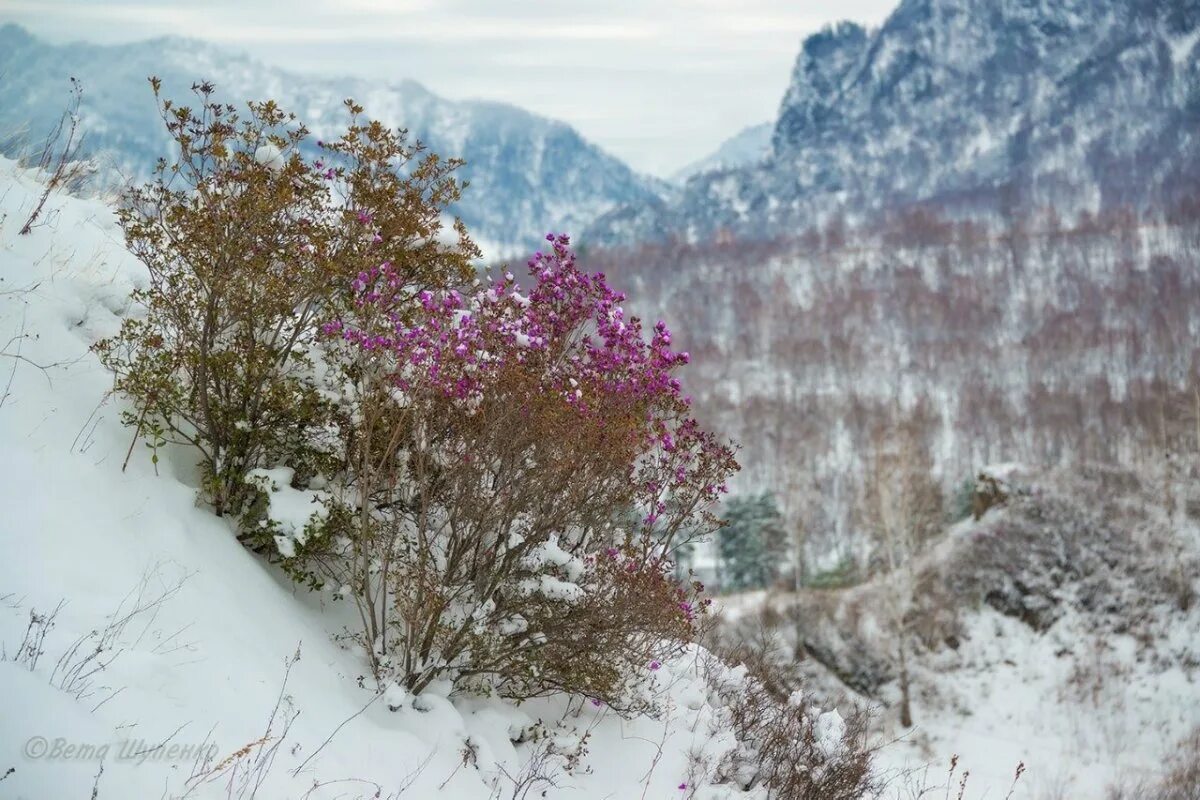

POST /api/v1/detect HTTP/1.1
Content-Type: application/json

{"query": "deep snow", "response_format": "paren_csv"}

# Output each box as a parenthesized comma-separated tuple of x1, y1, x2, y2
(3, 156, 1196, 800)
(0, 159, 835, 800)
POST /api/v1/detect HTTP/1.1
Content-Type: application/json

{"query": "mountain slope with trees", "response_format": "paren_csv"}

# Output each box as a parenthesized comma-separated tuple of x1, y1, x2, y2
(587, 0, 1200, 245)
(0, 23, 669, 257)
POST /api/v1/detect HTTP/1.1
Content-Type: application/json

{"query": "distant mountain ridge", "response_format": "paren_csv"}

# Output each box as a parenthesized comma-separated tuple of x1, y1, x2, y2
(670, 122, 773, 184)
(587, 0, 1200, 245)
(0, 23, 669, 257)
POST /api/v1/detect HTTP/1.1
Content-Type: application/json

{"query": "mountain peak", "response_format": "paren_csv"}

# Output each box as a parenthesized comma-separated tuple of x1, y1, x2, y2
(0, 26, 665, 257)
(672, 121, 773, 183)
(802, 20, 868, 54)
(0, 22, 35, 46)
(588, 0, 1200, 246)
(774, 20, 871, 155)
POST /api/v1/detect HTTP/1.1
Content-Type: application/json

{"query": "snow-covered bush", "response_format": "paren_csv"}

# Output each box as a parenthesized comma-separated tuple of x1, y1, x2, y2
(93, 82, 738, 713)
(295, 234, 738, 706)
(94, 81, 476, 525)
(698, 649, 877, 800)
(937, 465, 1194, 635)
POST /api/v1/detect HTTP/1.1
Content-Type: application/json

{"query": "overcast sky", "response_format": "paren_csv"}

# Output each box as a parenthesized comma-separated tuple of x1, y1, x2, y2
(3, 0, 896, 176)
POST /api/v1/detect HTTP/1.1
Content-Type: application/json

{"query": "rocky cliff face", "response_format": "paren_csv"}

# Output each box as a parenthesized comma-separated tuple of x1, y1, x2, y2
(587, 0, 1200, 245)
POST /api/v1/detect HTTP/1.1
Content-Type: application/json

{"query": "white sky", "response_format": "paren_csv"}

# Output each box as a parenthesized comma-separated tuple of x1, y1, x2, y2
(1, 0, 896, 176)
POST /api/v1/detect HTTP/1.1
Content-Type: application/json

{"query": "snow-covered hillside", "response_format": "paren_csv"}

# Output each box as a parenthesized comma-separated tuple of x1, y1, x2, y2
(717, 463, 1200, 798)
(0, 23, 668, 258)
(0, 162, 864, 799)
(587, 210, 1200, 564)
(573, 0, 1200, 575)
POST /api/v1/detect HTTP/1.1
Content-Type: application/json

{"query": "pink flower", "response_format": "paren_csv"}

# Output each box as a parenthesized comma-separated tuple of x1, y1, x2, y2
(331, 231, 738, 536)
(649, 660, 661, 671)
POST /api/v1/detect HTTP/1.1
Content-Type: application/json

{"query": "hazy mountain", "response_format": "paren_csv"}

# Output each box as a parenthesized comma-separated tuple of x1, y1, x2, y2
(587, 0, 1200, 245)
(0, 23, 668, 257)
(670, 121, 773, 184)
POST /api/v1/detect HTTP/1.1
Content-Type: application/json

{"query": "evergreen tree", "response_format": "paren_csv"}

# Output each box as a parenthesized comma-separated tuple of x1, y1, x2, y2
(718, 492, 788, 591)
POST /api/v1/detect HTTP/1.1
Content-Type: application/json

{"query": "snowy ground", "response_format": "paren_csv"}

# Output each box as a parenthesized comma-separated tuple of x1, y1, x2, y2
(717, 505, 1200, 800)
(0, 159, 854, 800)
(3, 156, 1195, 800)
(873, 605, 1200, 799)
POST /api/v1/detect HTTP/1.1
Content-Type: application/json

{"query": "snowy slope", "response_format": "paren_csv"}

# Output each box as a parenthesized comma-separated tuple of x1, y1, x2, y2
(585, 211, 1200, 564)
(577, 0, 1200, 554)
(0, 161, 857, 799)
(717, 464, 1200, 798)
(0, 23, 668, 259)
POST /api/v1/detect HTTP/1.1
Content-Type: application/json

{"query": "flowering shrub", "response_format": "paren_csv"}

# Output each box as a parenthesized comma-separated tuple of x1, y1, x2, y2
(298, 233, 738, 704)
(94, 81, 476, 527)
(95, 82, 737, 711)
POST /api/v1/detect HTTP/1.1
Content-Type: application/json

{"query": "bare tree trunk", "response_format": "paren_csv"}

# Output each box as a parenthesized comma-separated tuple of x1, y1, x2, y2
(868, 408, 940, 730)
(1193, 386, 1199, 457)
(793, 526, 806, 592)
(897, 633, 913, 728)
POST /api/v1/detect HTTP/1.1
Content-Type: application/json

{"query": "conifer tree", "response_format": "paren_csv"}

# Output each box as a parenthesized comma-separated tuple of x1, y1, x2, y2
(718, 492, 788, 591)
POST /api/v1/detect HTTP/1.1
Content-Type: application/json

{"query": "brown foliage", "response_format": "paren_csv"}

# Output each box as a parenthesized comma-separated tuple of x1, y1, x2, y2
(971, 473, 1008, 520)
(94, 79, 475, 522)
(305, 339, 723, 705)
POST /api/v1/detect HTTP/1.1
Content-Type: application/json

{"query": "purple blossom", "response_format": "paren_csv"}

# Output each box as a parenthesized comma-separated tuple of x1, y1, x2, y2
(327, 232, 737, 541)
